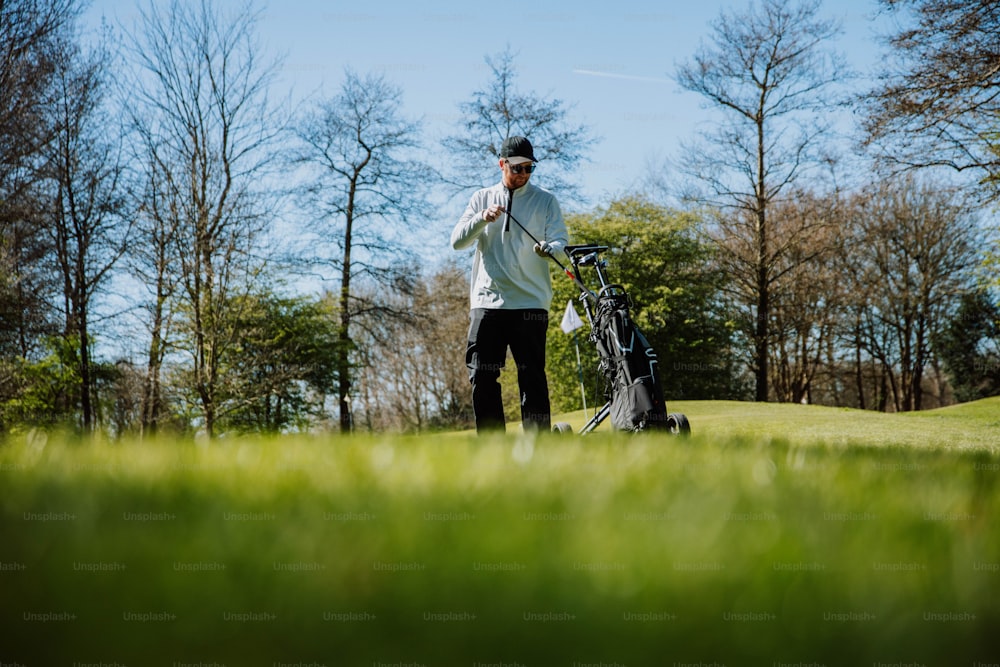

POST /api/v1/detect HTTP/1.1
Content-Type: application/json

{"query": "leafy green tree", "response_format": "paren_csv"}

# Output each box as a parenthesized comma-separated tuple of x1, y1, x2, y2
(210, 292, 340, 434)
(546, 196, 745, 416)
(934, 289, 1000, 403)
(0, 335, 82, 431)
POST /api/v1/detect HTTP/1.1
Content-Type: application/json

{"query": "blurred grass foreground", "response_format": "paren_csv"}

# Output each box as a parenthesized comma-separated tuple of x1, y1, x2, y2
(2, 399, 999, 665)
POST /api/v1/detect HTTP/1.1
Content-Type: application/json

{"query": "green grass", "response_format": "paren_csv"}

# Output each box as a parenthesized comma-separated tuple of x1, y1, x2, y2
(2, 399, 999, 665)
(551, 397, 1000, 450)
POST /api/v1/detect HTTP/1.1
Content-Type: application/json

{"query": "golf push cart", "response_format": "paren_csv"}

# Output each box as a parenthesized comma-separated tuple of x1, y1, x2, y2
(499, 201, 689, 436)
(552, 244, 691, 436)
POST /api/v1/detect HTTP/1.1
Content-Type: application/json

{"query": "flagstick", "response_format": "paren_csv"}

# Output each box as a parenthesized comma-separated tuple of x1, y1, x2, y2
(574, 330, 588, 420)
(560, 299, 588, 421)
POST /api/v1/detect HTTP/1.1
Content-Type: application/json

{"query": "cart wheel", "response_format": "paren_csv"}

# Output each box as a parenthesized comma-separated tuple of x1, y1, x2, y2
(666, 413, 691, 436)
(552, 422, 574, 434)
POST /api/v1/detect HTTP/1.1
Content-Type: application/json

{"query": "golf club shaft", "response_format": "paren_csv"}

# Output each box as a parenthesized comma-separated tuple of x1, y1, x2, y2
(504, 209, 594, 301)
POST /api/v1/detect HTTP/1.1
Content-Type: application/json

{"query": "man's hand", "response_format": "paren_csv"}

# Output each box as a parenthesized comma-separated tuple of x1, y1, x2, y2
(533, 241, 553, 257)
(483, 204, 504, 223)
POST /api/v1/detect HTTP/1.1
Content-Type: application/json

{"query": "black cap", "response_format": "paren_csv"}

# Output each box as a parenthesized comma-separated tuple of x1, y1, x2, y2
(499, 136, 537, 163)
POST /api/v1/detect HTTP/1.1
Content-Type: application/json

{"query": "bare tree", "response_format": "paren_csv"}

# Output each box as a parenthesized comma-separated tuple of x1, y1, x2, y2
(675, 0, 851, 402)
(352, 262, 474, 432)
(0, 0, 83, 431)
(842, 176, 981, 411)
(860, 0, 1000, 297)
(1, 0, 79, 359)
(0, 0, 78, 191)
(766, 192, 846, 404)
(122, 0, 283, 438)
(441, 47, 596, 202)
(125, 152, 181, 436)
(706, 189, 839, 403)
(351, 293, 430, 432)
(825, 201, 880, 410)
(288, 69, 427, 433)
(417, 262, 475, 428)
(861, 0, 1000, 199)
(44, 32, 129, 432)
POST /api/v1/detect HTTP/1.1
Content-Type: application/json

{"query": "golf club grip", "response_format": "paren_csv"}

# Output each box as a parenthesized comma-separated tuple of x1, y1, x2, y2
(503, 188, 512, 232)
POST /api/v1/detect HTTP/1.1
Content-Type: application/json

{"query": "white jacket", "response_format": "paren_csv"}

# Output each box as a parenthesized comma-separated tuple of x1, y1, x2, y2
(451, 181, 568, 310)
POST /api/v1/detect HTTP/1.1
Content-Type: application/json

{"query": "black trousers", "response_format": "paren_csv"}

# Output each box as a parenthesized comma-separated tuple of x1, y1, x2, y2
(465, 308, 551, 434)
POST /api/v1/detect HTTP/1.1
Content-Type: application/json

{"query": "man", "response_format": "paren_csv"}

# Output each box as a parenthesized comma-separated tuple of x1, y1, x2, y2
(451, 136, 569, 433)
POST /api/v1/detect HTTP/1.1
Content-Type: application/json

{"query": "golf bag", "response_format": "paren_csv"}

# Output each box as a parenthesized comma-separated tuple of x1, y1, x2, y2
(561, 244, 689, 435)
(591, 288, 669, 431)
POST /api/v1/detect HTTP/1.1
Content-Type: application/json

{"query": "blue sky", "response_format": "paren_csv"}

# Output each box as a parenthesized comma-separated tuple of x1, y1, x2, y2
(86, 0, 888, 203)
(272, 0, 887, 204)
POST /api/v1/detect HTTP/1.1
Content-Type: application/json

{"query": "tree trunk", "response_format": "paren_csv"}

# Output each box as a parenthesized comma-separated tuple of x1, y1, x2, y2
(854, 328, 866, 410)
(755, 211, 769, 403)
(143, 347, 161, 437)
(195, 228, 217, 439)
(142, 284, 168, 437)
(754, 106, 769, 403)
(877, 364, 888, 412)
(337, 180, 357, 434)
(78, 307, 92, 431)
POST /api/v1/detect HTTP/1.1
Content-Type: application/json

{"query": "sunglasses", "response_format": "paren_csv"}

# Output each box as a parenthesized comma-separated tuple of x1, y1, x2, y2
(506, 161, 536, 174)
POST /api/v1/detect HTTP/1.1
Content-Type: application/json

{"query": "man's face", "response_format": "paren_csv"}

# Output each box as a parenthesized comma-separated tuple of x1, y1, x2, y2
(500, 159, 533, 189)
